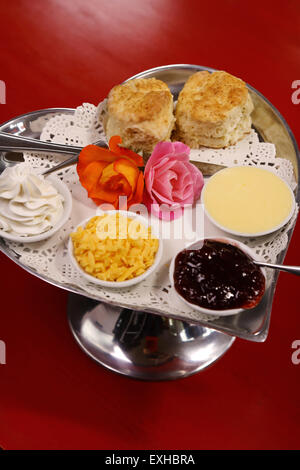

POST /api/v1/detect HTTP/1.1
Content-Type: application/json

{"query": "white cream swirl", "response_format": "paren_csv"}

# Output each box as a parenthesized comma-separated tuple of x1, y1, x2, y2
(0, 163, 64, 236)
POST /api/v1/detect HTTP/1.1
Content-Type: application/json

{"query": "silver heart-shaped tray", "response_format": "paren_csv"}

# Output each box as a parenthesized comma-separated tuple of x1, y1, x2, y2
(0, 64, 299, 343)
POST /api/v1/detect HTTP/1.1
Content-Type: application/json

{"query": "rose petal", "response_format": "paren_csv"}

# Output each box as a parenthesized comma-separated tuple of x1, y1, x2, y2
(144, 155, 170, 182)
(152, 169, 177, 203)
(169, 162, 194, 202)
(156, 161, 191, 203)
(145, 166, 155, 193)
(147, 142, 190, 168)
(78, 160, 108, 193)
(172, 141, 190, 154)
(143, 188, 183, 221)
(128, 171, 144, 207)
(89, 185, 120, 204)
(95, 163, 132, 200)
(77, 145, 118, 174)
(146, 141, 175, 167)
(109, 135, 144, 167)
(114, 158, 139, 192)
(145, 152, 190, 177)
(185, 162, 204, 200)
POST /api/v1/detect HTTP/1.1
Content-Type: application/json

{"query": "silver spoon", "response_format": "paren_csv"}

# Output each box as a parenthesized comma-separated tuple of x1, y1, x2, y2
(41, 154, 87, 175)
(254, 260, 300, 276)
(0, 130, 107, 155)
(0, 131, 108, 175)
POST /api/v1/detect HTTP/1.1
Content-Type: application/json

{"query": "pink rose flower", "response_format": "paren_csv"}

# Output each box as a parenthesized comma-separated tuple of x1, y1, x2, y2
(143, 141, 204, 220)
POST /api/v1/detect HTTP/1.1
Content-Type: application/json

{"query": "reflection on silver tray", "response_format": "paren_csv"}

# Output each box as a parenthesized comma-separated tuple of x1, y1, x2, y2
(67, 293, 236, 380)
(0, 64, 299, 343)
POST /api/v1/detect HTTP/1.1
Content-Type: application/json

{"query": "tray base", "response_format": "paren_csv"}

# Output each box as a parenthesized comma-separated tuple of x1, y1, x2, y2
(67, 293, 235, 380)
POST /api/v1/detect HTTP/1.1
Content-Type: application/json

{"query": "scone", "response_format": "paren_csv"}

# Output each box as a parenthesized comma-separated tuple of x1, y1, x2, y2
(174, 71, 254, 148)
(104, 78, 175, 154)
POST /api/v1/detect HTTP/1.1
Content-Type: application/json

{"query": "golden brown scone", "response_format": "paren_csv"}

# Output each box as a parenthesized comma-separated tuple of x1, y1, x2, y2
(174, 71, 254, 148)
(103, 78, 175, 154)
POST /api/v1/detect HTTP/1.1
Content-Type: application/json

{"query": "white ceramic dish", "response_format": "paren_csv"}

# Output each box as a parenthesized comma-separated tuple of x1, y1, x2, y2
(68, 210, 163, 288)
(201, 166, 296, 237)
(0, 175, 72, 243)
(169, 236, 266, 317)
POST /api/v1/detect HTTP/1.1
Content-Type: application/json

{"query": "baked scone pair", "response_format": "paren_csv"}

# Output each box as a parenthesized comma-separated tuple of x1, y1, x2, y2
(103, 71, 254, 154)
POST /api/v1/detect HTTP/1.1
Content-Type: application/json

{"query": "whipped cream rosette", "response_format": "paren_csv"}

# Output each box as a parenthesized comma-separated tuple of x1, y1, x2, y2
(0, 163, 64, 236)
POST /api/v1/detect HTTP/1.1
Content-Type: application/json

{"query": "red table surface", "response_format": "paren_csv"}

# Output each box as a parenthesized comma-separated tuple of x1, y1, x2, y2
(0, 0, 299, 451)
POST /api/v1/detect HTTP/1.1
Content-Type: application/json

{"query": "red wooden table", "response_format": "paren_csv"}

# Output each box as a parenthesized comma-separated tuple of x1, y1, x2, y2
(0, 0, 300, 450)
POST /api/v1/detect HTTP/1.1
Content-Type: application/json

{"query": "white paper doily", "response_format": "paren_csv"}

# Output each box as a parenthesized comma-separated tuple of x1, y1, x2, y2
(5, 102, 298, 323)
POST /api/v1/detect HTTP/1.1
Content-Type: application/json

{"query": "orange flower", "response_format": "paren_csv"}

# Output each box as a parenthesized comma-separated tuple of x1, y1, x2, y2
(77, 136, 144, 208)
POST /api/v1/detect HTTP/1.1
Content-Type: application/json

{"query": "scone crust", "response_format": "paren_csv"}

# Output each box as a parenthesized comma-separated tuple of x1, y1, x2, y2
(104, 78, 175, 153)
(107, 78, 172, 124)
(178, 71, 249, 122)
(175, 71, 254, 148)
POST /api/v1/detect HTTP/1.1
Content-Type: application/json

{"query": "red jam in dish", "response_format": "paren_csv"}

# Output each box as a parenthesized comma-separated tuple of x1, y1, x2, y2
(173, 240, 265, 311)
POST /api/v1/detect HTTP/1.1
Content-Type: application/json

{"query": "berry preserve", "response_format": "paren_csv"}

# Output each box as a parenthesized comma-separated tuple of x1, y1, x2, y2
(173, 240, 265, 311)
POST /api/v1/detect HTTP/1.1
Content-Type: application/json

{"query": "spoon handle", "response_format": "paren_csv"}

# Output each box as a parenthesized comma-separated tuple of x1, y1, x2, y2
(42, 154, 80, 175)
(0, 131, 83, 155)
(255, 261, 300, 276)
